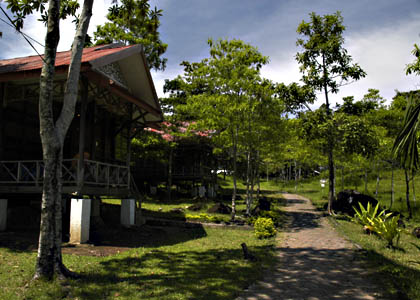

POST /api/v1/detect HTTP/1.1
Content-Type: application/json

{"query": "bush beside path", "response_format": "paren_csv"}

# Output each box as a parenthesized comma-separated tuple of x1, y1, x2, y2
(237, 193, 385, 300)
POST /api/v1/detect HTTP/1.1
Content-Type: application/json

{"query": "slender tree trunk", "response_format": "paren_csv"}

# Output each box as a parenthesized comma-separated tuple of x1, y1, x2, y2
(341, 166, 344, 192)
(404, 169, 413, 219)
(266, 164, 269, 182)
(167, 146, 173, 201)
(390, 165, 394, 209)
(256, 161, 261, 200)
(294, 160, 297, 191)
(231, 127, 238, 221)
(323, 55, 335, 215)
(412, 171, 417, 209)
(375, 168, 380, 199)
(35, 0, 93, 280)
(245, 151, 251, 215)
(364, 169, 368, 194)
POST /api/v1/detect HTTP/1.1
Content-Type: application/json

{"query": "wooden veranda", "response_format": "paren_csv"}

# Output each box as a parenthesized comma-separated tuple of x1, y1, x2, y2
(0, 44, 163, 198)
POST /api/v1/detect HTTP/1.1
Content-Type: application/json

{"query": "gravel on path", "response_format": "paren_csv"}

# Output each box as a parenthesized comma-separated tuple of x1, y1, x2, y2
(236, 193, 385, 300)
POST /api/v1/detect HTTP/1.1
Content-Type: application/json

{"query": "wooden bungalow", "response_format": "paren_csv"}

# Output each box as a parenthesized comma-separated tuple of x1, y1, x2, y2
(134, 122, 216, 197)
(0, 44, 163, 241)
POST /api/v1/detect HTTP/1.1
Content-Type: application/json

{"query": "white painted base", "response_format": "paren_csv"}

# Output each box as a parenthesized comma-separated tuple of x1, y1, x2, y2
(0, 199, 7, 231)
(70, 198, 91, 244)
(121, 198, 135, 227)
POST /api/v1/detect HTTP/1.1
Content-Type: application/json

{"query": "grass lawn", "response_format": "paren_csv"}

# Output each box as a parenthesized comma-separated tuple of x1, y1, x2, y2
(280, 170, 420, 300)
(0, 226, 276, 300)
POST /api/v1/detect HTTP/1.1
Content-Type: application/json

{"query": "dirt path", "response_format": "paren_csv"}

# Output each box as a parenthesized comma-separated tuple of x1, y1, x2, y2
(237, 193, 385, 300)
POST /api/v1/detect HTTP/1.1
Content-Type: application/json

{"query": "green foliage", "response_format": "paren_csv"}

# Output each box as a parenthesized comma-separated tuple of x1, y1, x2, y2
(353, 202, 384, 232)
(393, 94, 420, 171)
(185, 213, 222, 223)
(296, 11, 366, 97)
(94, 0, 167, 70)
(254, 217, 276, 239)
(300, 107, 379, 158)
(353, 203, 402, 247)
(406, 44, 420, 76)
(6, 0, 79, 30)
(248, 210, 283, 227)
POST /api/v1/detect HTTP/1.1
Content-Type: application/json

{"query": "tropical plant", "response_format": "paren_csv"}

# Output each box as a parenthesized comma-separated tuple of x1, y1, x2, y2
(353, 203, 402, 248)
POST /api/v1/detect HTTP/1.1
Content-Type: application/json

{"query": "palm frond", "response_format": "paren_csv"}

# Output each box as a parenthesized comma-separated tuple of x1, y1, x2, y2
(393, 95, 420, 170)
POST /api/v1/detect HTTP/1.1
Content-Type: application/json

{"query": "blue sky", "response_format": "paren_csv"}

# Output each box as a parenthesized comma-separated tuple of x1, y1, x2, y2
(1, 0, 420, 108)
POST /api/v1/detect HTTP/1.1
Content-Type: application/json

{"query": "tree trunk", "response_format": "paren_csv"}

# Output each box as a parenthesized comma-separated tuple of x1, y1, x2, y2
(294, 160, 297, 191)
(322, 54, 335, 215)
(364, 169, 368, 194)
(341, 166, 344, 192)
(375, 170, 380, 199)
(404, 169, 412, 219)
(245, 151, 251, 215)
(167, 146, 173, 201)
(412, 171, 417, 209)
(390, 165, 394, 209)
(231, 127, 238, 221)
(35, 0, 93, 280)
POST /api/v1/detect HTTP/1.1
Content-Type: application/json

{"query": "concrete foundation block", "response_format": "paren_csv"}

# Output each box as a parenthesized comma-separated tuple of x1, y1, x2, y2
(70, 198, 91, 244)
(0, 199, 7, 231)
(121, 198, 135, 227)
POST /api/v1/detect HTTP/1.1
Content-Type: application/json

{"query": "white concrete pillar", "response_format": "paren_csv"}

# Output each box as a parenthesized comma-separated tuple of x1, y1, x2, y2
(121, 198, 135, 227)
(0, 199, 7, 231)
(70, 198, 91, 244)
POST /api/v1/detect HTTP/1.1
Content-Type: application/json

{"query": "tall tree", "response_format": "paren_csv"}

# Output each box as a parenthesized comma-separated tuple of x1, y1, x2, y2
(179, 39, 269, 220)
(296, 11, 366, 214)
(94, 0, 167, 71)
(6, 0, 94, 279)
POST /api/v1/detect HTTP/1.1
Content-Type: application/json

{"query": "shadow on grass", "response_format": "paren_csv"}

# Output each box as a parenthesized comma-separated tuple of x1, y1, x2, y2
(73, 245, 274, 300)
(362, 248, 420, 300)
(0, 222, 208, 253)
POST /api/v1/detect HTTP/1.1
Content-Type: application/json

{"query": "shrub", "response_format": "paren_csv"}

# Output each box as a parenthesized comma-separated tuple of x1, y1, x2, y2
(247, 209, 283, 227)
(254, 217, 276, 239)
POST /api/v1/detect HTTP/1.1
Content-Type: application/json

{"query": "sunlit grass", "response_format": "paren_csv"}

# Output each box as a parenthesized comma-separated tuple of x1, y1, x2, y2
(0, 227, 276, 300)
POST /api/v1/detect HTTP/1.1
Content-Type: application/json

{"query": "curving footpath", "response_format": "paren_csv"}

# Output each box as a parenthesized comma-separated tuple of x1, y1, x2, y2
(237, 193, 386, 300)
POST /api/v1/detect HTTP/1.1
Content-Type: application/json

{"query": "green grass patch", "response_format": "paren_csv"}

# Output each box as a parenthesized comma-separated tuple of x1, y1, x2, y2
(333, 218, 420, 300)
(0, 226, 276, 300)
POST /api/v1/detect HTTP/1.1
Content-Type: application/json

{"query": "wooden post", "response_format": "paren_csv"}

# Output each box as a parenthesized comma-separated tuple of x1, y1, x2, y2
(77, 77, 89, 193)
(0, 83, 5, 160)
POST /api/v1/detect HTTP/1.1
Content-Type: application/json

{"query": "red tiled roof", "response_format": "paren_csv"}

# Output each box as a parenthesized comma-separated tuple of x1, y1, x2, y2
(0, 44, 134, 75)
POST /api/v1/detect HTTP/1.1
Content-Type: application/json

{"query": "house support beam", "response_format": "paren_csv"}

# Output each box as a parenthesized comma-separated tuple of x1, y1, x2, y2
(70, 198, 91, 244)
(0, 199, 7, 231)
(121, 198, 135, 227)
(0, 83, 5, 160)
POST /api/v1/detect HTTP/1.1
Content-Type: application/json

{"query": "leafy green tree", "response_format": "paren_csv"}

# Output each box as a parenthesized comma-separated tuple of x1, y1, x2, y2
(178, 39, 269, 220)
(6, 0, 93, 279)
(94, 0, 167, 70)
(296, 11, 366, 213)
